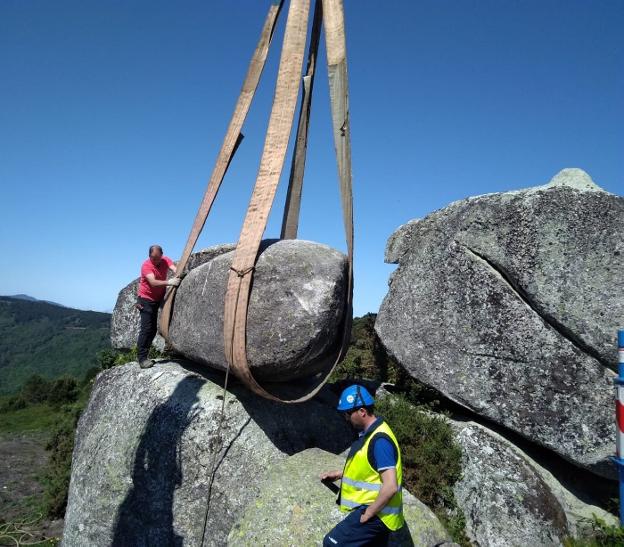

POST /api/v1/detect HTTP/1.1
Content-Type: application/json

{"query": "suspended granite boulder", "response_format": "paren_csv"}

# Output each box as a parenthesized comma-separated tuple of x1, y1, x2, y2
(168, 239, 348, 382)
(376, 169, 623, 478)
(62, 361, 352, 547)
(228, 448, 453, 546)
(110, 244, 235, 351)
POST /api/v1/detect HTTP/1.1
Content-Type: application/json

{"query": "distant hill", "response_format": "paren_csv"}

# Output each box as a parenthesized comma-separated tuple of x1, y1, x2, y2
(8, 293, 66, 308)
(0, 296, 111, 394)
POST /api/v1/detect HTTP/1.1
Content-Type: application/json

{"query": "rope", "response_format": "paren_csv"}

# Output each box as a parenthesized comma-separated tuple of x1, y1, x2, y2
(198, 363, 231, 547)
(199, 269, 248, 546)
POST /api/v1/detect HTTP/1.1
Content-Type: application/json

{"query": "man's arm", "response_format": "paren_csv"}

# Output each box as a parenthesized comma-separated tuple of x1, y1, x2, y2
(319, 470, 343, 481)
(145, 273, 180, 287)
(360, 468, 398, 523)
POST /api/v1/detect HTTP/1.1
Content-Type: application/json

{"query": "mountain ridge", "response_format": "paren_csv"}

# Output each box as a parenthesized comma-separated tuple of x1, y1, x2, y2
(0, 296, 111, 394)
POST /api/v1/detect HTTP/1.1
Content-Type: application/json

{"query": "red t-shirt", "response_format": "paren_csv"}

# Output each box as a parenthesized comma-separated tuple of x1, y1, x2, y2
(138, 256, 174, 302)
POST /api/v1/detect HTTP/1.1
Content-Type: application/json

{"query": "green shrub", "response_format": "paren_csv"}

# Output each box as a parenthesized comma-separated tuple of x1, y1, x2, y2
(47, 377, 79, 408)
(20, 375, 51, 405)
(0, 394, 27, 412)
(375, 394, 470, 545)
(330, 314, 403, 383)
(40, 405, 83, 518)
(375, 395, 462, 507)
(565, 515, 624, 546)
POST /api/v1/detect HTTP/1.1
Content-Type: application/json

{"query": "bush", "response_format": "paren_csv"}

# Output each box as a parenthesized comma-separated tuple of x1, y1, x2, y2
(95, 348, 118, 370)
(40, 406, 82, 518)
(47, 377, 79, 408)
(375, 395, 462, 508)
(0, 394, 27, 412)
(375, 394, 470, 546)
(20, 375, 51, 405)
(565, 515, 624, 546)
(330, 314, 403, 384)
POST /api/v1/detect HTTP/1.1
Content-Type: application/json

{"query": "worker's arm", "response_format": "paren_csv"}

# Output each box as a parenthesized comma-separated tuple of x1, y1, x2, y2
(145, 273, 180, 287)
(168, 262, 177, 275)
(360, 468, 398, 523)
(319, 470, 343, 482)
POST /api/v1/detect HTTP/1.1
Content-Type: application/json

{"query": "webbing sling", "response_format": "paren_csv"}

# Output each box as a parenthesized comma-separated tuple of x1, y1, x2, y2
(159, 1, 283, 340)
(223, 0, 354, 403)
(280, 0, 322, 240)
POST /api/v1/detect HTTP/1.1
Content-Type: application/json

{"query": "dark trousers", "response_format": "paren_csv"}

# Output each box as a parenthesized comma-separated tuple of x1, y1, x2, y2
(323, 506, 390, 547)
(137, 297, 160, 362)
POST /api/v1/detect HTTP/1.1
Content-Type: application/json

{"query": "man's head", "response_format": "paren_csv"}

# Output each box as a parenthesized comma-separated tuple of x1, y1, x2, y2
(337, 384, 376, 431)
(149, 245, 164, 265)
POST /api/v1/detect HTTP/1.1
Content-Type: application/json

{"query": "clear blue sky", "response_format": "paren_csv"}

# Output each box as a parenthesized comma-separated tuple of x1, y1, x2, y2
(1, 0, 623, 315)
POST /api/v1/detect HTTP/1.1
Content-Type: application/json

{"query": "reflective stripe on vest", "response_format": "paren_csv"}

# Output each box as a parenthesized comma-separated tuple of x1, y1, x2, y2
(339, 419, 404, 531)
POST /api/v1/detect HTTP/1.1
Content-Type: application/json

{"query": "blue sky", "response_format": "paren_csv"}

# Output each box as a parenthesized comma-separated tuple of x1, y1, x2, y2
(1, 0, 623, 315)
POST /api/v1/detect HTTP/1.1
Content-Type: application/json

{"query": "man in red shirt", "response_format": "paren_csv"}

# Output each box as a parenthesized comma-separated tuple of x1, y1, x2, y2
(136, 244, 181, 368)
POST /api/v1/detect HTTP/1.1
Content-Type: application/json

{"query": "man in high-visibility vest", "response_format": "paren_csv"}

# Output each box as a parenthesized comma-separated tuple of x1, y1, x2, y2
(320, 384, 404, 546)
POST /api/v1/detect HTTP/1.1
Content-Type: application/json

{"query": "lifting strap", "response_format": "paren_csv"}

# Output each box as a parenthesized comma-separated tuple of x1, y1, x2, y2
(159, 0, 284, 340)
(222, 0, 353, 403)
(280, 0, 323, 239)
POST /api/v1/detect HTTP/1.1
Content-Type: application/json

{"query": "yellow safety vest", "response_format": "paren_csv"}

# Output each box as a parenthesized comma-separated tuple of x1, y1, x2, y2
(339, 419, 404, 531)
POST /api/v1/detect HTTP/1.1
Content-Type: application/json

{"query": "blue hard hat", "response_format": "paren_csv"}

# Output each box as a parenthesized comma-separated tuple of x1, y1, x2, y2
(337, 384, 375, 411)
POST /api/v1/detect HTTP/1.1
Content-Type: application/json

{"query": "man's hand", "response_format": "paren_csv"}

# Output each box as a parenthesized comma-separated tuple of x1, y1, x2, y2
(167, 277, 182, 287)
(319, 470, 343, 482)
(360, 508, 374, 524)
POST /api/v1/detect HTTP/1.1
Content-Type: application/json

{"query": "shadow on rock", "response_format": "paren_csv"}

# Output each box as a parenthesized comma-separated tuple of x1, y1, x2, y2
(173, 358, 355, 457)
(112, 376, 203, 547)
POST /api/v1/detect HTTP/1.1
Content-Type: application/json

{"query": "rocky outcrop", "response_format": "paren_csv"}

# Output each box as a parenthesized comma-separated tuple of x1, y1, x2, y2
(228, 448, 452, 546)
(62, 361, 352, 546)
(450, 418, 617, 547)
(376, 169, 622, 477)
(168, 239, 348, 382)
(110, 244, 235, 351)
(375, 387, 617, 547)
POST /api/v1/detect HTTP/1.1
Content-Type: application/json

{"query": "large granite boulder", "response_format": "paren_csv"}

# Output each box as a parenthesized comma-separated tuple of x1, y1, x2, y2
(228, 448, 453, 546)
(168, 239, 349, 382)
(450, 418, 617, 547)
(376, 169, 622, 477)
(110, 244, 235, 350)
(62, 361, 352, 546)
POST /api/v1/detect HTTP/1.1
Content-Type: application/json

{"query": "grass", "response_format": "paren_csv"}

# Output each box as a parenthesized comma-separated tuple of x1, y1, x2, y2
(0, 404, 63, 437)
(564, 515, 624, 546)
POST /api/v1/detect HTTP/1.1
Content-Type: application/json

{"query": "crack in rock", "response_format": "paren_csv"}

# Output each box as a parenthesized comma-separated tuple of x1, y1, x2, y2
(457, 242, 610, 369)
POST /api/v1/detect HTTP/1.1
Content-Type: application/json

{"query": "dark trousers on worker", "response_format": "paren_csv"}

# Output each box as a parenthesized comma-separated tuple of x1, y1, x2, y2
(323, 506, 390, 547)
(137, 296, 160, 362)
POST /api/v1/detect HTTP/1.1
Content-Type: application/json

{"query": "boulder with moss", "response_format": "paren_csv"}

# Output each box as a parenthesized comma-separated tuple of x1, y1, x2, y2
(227, 447, 453, 546)
(62, 360, 352, 546)
(376, 169, 622, 477)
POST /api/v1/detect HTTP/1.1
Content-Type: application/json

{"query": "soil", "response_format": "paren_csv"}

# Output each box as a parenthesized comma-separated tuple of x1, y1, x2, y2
(0, 433, 64, 545)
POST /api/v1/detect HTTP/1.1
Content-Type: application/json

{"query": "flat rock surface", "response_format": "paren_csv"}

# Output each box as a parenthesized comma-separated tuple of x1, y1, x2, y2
(168, 239, 348, 382)
(376, 169, 621, 477)
(62, 361, 352, 547)
(227, 447, 451, 546)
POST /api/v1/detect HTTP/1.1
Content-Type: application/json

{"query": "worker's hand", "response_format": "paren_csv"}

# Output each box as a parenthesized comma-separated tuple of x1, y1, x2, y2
(319, 470, 342, 482)
(167, 277, 182, 287)
(360, 509, 374, 524)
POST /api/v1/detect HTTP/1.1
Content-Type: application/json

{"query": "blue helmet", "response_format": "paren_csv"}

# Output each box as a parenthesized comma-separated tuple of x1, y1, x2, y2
(337, 384, 375, 412)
